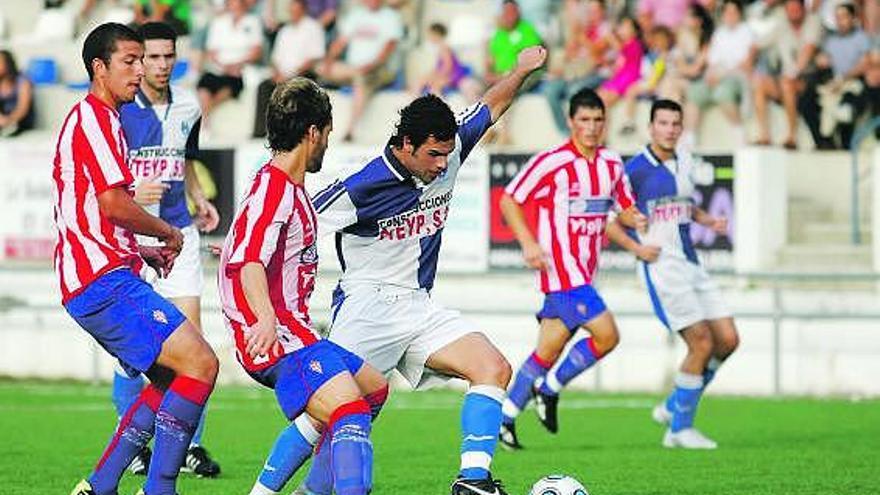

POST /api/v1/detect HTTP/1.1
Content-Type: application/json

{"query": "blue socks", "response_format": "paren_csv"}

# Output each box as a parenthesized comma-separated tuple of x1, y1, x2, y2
(669, 372, 704, 433)
(539, 338, 601, 396)
(112, 370, 209, 448)
(90, 386, 163, 495)
(250, 415, 321, 494)
(460, 385, 504, 480)
(502, 352, 551, 424)
(144, 376, 213, 495)
(328, 400, 373, 495)
(663, 357, 724, 420)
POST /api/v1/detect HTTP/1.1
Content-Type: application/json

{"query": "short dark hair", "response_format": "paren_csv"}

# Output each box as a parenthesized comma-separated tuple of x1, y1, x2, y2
(722, 0, 744, 15)
(837, 2, 857, 17)
(429, 22, 447, 37)
(0, 50, 19, 79)
(390, 94, 457, 149)
(138, 22, 178, 43)
(650, 98, 683, 122)
(568, 87, 605, 118)
(266, 78, 332, 153)
(82, 22, 143, 80)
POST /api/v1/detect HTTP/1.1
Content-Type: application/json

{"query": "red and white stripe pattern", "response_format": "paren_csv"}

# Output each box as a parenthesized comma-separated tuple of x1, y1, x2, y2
(52, 94, 143, 303)
(219, 164, 321, 372)
(505, 141, 634, 293)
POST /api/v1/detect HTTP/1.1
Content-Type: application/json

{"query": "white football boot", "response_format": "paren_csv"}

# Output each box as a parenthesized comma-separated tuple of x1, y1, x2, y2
(662, 428, 718, 449)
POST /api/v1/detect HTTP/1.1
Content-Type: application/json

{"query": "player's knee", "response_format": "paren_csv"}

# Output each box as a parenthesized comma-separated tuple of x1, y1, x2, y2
(717, 329, 740, 358)
(478, 353, 512, 388)
(191, 349, 219, 384)
(688, 329, 714, 359)
(591, 324, 620, 355)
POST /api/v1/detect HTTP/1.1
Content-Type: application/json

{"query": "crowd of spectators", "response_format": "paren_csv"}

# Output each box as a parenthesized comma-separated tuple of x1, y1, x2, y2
(1, 0, 879, 150)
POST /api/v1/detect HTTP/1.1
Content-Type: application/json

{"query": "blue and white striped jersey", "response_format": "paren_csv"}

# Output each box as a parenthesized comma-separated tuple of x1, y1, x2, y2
(624, 145, 699, 264)
(313, 103, 492, 291)
(120, 85, 201, 228)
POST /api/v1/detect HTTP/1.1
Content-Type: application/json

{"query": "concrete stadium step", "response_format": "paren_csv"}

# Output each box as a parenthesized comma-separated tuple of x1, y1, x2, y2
(798, 222, 872, 245)
(776, 243, 873, 271)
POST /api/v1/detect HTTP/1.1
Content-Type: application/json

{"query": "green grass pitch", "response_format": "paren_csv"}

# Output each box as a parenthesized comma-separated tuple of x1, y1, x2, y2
(1, 380, 878, 494)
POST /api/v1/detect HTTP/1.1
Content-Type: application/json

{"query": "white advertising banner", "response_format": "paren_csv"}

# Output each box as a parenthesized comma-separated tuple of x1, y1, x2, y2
(0, 138, 55, 260)
(233, 141, 489, 273)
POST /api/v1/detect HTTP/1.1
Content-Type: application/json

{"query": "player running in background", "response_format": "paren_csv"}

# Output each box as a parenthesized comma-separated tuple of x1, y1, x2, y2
(268, 46, 547, 495)
(218, 78, 387, 495)
(59, 23, 218, 495)
(115, 21, 221, 478)
(606, 98, 740, 449)
(497, 88, 647, 450)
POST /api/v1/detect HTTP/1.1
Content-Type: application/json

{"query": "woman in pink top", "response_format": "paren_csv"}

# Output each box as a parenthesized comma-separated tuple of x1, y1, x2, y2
(598, 16, 645, 107)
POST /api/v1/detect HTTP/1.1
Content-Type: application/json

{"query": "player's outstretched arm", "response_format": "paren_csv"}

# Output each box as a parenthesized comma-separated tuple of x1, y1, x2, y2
(499, 192, 548, 270)
(616, 205, 648, 232)
(97, 187, 183, 253)
(239, 262, 280, 359)
(606, 218, 660, 263)
(481, 45, 547, 123)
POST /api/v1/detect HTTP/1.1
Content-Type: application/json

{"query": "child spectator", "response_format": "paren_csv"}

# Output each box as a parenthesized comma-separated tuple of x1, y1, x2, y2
(598, 16, 644, 108)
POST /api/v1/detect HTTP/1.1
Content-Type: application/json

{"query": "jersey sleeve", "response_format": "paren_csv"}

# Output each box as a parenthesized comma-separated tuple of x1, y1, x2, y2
(313, 179, 358, 235)
(456, 103, 492, 161)
(79, 105, 133, 194)
(504, 151, 551, 205)
(612, 162, 635, 211)
(226, 173, 294, 270)
(185, 117, 201, 160)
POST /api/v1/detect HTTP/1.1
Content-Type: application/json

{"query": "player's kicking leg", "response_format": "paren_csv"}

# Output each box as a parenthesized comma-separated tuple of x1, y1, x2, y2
(424, 332, 512, 495)
(532, 312, 619, 434)
(68, 271, 218, 495)
(249, 347, 388, 495)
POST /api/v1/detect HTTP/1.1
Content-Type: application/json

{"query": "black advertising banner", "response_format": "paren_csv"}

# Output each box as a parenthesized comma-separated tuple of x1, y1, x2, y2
(488, 152, 734, 270)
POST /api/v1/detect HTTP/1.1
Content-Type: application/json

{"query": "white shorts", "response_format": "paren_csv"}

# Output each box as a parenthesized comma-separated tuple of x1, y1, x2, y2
(140, 225, 204, 299)
(639, 256, 731, 332)
(328, 283, 476, 390)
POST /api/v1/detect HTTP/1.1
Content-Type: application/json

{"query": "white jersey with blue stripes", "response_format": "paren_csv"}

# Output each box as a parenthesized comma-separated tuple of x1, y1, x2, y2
(120, 85, 201, 228)
(624, 145, 699, 264)
(313, 103, 492, 291)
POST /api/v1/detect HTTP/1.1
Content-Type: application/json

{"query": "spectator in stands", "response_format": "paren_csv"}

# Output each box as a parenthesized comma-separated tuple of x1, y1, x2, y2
(197, 0, 264, 132)
(253, 0, 325, 137)
(618, 25, 675, 135)
(132, 0, 191, 34)
(862, 47, 880, 137)
(0, 50, 35, 137)
(662, 3, 714, 103)
(304, 0, 339, 41)
(518, 0, 560, 45)
(409, 23, 481, 101)
(316, 0, 402, 142)
(798, 2, 871, 149)
(683, 0, 754, 146)
(543, 0, 613, 133)
(638, 0, 718, 30)
(752, 0, 822, 149)
(485, 0, 544, 86)
(597, 16, 644, 108)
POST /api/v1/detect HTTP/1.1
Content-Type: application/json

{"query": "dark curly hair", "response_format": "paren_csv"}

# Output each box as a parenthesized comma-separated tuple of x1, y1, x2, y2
(266, 78, 332, 153)
(82, 22, 143, 81)
(390, 94, 457, 150)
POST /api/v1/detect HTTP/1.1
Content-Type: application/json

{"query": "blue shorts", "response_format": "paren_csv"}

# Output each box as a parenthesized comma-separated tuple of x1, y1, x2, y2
(249, 340, 364, 420)
(536, 285, 608, 332)
(64, 268, 186, 377)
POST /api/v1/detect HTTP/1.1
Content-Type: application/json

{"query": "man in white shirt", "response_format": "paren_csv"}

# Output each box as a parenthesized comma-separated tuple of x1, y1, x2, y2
(253, 0, 326, 137)
(316, 0, 403, 142)
(196, 0, 264, 129)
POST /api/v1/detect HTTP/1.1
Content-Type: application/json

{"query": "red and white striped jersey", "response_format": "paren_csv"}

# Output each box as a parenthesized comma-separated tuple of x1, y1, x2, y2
(219, 164, 321, 372)
(505, 141, 635, 293)
(52, 94, 143, 303)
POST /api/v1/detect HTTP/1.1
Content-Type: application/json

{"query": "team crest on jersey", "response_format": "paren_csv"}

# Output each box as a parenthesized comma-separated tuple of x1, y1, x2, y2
(309, 360, 323, 374)
(152, 309, 168, 324)
(181, 121, 191, 139)
(300, 243, 318, 264)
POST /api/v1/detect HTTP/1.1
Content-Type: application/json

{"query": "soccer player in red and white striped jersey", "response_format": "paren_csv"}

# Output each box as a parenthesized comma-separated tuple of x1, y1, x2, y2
(61, 23, 219, 495)
(217, 78, 386, 495)
(497, 88, 647, 450)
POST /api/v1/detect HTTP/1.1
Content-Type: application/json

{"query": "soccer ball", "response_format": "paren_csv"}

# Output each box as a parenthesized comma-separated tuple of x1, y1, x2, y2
(528, 474, 590, 495)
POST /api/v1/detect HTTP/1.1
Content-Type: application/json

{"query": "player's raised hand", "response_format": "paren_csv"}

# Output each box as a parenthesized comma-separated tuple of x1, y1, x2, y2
(516, 46, 548, 74)
(195, 199, 220, 233)
(523, 239, 549, 271)
(636, 244, 661, 263)
(134, 170, 168, 206)
(246, 317, 278, 359)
